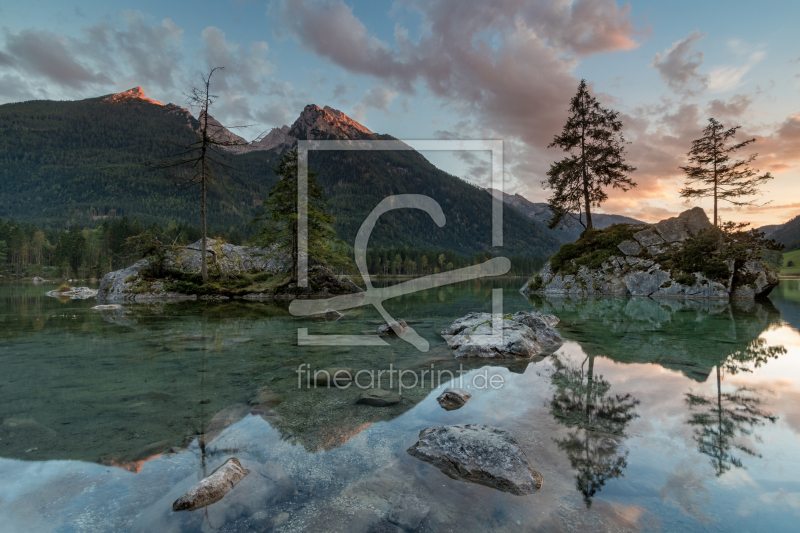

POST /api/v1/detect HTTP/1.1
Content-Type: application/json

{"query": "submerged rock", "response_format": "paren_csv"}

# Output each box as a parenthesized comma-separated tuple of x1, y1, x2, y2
(172, 457, 250, 511)
(377, 318, 409, 336)
(357, 389, 402, 406)
(91, 304, 122, 310)
(45, 286, 97, 299)
(314, 367, 354, 387)
(406, 424, 543, 495)
(441, 310, 562, 360)
(388, 494, 430, 531)
(436, 388, 472, 411)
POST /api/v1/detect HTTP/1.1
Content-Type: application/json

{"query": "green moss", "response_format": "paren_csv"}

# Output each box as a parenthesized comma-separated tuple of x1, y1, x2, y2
(550, 224, 641, 275)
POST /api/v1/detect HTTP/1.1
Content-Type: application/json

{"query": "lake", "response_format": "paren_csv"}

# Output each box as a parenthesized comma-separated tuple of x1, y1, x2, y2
(1, 278, 799, 532)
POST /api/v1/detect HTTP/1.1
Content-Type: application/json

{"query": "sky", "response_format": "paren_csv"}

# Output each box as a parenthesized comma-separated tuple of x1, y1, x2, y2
(1, 0, 798, 226)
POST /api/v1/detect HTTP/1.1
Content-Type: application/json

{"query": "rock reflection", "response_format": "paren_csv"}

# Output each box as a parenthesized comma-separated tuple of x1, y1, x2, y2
(685, 338, 785, 476)
(549, 353, 640, 507)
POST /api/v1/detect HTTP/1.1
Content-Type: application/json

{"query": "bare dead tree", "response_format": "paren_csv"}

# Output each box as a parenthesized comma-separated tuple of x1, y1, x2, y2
(147, 67, 251, 281)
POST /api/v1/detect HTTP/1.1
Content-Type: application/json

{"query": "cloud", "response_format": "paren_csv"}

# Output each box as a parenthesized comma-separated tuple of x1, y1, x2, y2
(1, 28, 112, 90)
(652, 31, 707, 95)
(708, 51, 765, 93)
(706, 94, 754, 122)
(350, 84, 398, 123)
(200, 26, 273, 95)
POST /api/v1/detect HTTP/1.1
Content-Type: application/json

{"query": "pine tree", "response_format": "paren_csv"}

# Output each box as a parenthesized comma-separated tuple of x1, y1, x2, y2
(543, 80, 636, 230)
(251, 150, 344, 282)
(679, 118, 774, 226)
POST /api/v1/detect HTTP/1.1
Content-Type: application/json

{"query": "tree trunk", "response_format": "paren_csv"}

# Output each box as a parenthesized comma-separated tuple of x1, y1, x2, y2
(200, 97, 209, 282)
(713, 134, 718, 227)
(581, 127, 594, 230)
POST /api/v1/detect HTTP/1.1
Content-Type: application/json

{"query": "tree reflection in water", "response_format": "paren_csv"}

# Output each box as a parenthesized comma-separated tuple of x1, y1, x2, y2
(686, 338, 785, 476)
(549, 353, 640, 507)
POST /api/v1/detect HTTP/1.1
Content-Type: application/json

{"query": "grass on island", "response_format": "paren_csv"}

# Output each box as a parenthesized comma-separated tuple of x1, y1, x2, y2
(549, 224, 641, 275)
(152, 269, 291, 296)
(781, 249, 800, 276)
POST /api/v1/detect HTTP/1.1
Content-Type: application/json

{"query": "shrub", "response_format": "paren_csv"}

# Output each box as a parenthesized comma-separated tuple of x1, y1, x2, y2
(550, 224, 640, 274)
(788, 260, 796, 268)
(57, 283, 71, 292)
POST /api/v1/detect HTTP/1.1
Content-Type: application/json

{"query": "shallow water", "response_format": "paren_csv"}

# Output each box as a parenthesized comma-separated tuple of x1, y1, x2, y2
(1, 279, 799, 532)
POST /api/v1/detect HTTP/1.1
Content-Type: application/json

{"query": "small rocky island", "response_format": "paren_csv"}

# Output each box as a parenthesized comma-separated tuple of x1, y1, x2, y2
(521, 207, 779, 299)
(96, 239, 362, 302)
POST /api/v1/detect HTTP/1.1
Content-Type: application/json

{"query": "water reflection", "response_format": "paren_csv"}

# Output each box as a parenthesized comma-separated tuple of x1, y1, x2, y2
(549, 353, 639, 507)
(685, 338, 785, 476)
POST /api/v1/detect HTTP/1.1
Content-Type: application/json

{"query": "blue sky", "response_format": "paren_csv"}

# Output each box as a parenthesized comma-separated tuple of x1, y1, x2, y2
(1, 0, 798, 225)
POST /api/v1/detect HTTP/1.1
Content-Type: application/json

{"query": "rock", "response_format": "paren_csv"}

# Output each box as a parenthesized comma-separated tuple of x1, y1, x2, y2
(172, 457, 250, 511)
(406, 424, 543, 495)
(45, 287, 97, 299)
(314, 368, 354, 387)
(270, 512, 291, 529)
(654, 216, 690, 243)
(388, 494, 430, 531)
(632, 228, 665, 247)
(248, 386, 283, 408)
(320, 308, 344, 321)
(678, 206, 712, 235)
(357, 389, 402, 406)
(32, 276, 50, 283)
(436, 388, 471, 411)
(378, 319, 409, 336)
(731, 259, 780, 299)
(520, 208, 775, 300)
(91, 304, 122, 310)
(441, 310, 563, 360)
(617, 240, 641, 256)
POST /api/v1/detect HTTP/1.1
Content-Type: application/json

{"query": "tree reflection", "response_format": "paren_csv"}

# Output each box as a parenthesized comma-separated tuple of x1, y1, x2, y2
(686, 338, 785, 476)
(549, 354, 640, 507)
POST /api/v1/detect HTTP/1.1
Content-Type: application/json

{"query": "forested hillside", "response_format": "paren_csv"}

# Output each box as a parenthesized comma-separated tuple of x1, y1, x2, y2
(0, 97, 563, 260)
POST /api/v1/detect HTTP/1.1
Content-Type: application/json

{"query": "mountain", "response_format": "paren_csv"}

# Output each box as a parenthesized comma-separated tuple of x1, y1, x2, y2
(760, 214, 800, 251)
(0, 89, 563, 258)
(486, 189, 644, 240)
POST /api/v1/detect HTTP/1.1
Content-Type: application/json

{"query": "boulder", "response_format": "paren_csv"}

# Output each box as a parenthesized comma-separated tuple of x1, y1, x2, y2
(357, 389, 402, 406)
(45, 287, 97, 299)
(441, 310, 562, 360)
(617, 240, 641, 256)
(406, 424, 543, 495)
(436, 388, 471, 411)
(378, 319, 409, 336)
(654, 216, 690, 243)
(731, 259, 780, 299)
(314, 368, 355, 387)
(388, 494, 430, 531)
(319, 308, 344, 321)
(632, 228, 665, 247)
(678, 206, 712, 235)
(172, 457, 250, 511)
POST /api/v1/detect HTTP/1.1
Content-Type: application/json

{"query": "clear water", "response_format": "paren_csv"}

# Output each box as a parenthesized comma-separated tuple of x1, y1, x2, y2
(1, 278, 799, 532)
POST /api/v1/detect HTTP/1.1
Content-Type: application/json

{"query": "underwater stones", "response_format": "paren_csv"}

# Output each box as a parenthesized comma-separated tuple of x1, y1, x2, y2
(45, 286, 97, 299)
(320, 308, 344, 320)
(617, 240, 642, 256)
(436, 388, 471, 411)
(406, 424, 543, 496)
(314, 367, 355, 387)
(388, 494, 430, 531)
(248, 386, 283, 408)
(172, 457, 250, 511)
(633, 228, 665, 248)
(91, 304, 122, 310)
(441, 311, 563, 360)
(378, 319, 409, 336)
(357, 389, 402, 406)
(203, 404, 251, 443)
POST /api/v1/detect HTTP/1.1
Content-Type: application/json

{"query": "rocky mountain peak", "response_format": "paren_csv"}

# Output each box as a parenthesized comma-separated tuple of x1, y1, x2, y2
(288, 104, 373, 140)
(102, 87, 164, 106)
